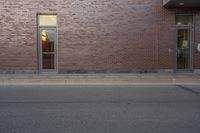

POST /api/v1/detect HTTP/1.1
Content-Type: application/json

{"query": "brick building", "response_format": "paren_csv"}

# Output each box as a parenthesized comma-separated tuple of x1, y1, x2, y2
(0, 0, 200, 74)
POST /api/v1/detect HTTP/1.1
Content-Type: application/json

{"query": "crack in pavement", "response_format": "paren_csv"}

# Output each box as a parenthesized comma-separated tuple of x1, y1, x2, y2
(175, 85, 200, 95)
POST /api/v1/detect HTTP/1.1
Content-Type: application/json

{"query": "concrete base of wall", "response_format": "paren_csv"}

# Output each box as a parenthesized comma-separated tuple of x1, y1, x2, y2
(58, 69, 174, 74)
(3, 69, 200, 74)
(0, 70, 36, 74)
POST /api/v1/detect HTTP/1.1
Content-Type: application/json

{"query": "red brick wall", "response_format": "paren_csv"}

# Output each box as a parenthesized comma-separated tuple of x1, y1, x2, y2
(0, 0, 199, 73)
(58, 0, 175, 72)
(194, 13, 200, 69)
(0, 0, 38, 71)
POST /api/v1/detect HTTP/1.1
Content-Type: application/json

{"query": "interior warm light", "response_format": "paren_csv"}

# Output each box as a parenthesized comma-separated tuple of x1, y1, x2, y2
(42, 30, 47, 36)
(42, 36, 47, 41)
(42, 30, 47, 41)
(39, 15, 57, 26)
(177, 22, 182, 25)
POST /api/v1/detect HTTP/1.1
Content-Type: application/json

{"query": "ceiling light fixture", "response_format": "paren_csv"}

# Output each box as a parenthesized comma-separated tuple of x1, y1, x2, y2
(179, 2, 184, 6)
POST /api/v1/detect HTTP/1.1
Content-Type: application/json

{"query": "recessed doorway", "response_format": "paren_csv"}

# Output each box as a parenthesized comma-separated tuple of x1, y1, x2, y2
(38, 15, 57, 73)
(175, 14, 193, 72)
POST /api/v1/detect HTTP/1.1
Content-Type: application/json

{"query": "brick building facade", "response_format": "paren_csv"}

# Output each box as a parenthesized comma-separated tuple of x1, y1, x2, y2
(0, 0, 200, 74)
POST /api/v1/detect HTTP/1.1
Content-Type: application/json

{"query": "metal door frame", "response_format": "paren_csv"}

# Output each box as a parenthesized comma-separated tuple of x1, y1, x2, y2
(174, 14, 194, 73)
(174, 26, 194, 72)
(37, 14, 58, 73)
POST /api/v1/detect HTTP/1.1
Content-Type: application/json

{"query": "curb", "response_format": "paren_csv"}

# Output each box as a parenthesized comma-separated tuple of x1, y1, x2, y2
(0, 78, 200, 85)
(0, 74, 200, 85)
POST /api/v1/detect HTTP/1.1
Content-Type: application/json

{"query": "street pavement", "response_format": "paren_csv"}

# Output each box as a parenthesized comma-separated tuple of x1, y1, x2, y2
(0, 85, 200, 133)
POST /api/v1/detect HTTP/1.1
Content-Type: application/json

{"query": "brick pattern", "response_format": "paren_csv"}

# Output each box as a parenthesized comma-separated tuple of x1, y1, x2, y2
(194, 12, 200, 69)
(59, 0, 174, 71)
(0, 0, 200, 73)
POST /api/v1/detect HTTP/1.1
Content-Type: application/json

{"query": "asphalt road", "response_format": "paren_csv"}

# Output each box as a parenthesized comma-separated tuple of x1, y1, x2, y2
(0, 85, 200, 133)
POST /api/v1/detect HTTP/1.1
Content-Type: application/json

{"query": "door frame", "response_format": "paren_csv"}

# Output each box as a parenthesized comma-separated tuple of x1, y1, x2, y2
(174, 14, 195, 73)
(174, 26, 194, 73)
(38, 27, 58, 73)
(37, 14, 58, 74)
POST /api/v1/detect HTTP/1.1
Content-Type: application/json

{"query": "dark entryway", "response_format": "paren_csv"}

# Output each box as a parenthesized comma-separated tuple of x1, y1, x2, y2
(176, 28, 191, 70)
(175, 14, 194, 72)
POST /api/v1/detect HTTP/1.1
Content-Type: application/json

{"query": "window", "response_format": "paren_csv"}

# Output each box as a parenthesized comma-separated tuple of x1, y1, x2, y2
(175, 15, 193, 26)
(38, 15, 57, 26)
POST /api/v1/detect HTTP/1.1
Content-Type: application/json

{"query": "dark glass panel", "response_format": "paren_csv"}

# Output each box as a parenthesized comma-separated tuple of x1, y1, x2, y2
(177, 29, 190, 69)
(42, 54, 55, 69)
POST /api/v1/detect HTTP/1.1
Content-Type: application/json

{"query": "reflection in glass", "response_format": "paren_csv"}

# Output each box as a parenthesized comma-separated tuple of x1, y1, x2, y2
(42, 30, 55, 52)
(41, 29, 56, 69)
(39, 15, 57, 26)
(177, 29, 190, 69)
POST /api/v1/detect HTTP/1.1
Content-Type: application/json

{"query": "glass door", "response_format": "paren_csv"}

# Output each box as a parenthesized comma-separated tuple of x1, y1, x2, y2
(38, 15, 57, 73)
(175, 14, 193, 72)
(39, 28, 57, 72)
(176, 28, 191, 70)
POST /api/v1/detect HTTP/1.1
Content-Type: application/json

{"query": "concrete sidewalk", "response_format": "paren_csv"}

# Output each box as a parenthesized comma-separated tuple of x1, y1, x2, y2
(0, 73, 200, 85)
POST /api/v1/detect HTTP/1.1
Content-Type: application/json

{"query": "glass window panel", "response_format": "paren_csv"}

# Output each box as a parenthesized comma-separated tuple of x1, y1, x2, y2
(42, 54, 55, 69)
(39, 15, 57, 26)
(41, 30, 55, 52)
(176, 15, 193, 26)
(177, 29, 190, 69)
